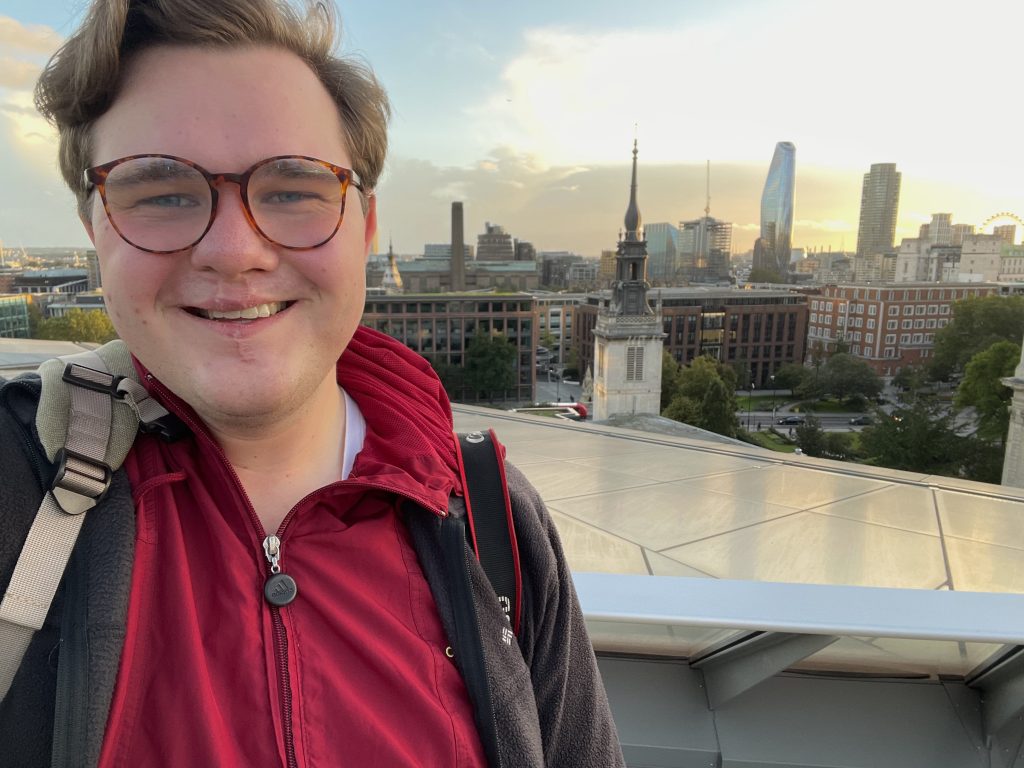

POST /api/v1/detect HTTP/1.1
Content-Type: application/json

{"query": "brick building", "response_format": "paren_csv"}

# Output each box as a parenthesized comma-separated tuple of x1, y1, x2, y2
(573, 287, 808, 388)
(361, 293, 537, 402)
(806, 283, 1000, 377)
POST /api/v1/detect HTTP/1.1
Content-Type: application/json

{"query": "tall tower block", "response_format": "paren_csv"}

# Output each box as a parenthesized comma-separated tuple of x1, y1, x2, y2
(451, 202, 466, 292)
(592, 141, 665, 421)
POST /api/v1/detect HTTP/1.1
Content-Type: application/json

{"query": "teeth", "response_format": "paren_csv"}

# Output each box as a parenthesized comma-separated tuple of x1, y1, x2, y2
(201, 301, 285, 320)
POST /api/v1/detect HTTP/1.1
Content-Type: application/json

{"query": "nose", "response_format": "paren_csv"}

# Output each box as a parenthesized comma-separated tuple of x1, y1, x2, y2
(188, 182, 280, 276)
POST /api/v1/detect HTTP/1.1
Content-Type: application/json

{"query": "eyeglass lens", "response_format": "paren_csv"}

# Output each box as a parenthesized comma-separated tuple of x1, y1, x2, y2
(101, 157, 346, 251)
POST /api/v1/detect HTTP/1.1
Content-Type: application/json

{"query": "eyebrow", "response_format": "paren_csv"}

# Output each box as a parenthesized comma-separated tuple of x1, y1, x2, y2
(107, 163, 200, 185)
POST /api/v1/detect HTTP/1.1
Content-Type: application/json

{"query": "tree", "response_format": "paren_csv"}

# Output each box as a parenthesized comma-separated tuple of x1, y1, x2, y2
(795, 414, 827, 457)
(955, 340, 1020, 444)
(662, 355, 739, 437)
(660, 351, 683, 411)
(892, 365, 928, 398)
(36, 309, 118, 344)
(464, 331, 516, 402)
(773, 362, 809, 392)
(820, 353, 882, 403)
(930, 295, 1024, 380)
(860, 400, 966, 476)
(747, 267, 781, 283)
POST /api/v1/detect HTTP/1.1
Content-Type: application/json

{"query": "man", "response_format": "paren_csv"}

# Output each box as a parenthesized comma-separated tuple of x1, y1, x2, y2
(0, 1, 624, 766)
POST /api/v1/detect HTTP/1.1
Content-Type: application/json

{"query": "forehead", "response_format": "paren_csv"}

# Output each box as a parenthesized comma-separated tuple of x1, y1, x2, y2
(91, 45, 350, 169)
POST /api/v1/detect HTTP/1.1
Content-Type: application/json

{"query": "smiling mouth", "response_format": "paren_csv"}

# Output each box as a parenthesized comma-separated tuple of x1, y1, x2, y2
(187, 301, 293, 320)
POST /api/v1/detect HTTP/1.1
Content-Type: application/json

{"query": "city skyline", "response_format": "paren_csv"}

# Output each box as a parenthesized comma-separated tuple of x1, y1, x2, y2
(2, 1, 1023, 255)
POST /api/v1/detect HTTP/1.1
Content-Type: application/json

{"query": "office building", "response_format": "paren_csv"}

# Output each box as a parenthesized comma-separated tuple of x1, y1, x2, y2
(362, 293, 536, 402)
(856, 163, 901, 257)
(644, 222, 679, 284)
(752, 142, 796, 279)
(679, 216, 732, 282)
(476, 222, 515, 261)
(806, 283, 998, 377)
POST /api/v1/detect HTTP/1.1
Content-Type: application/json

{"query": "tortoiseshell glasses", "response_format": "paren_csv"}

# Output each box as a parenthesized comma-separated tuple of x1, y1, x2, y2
(84, 154, 364, 254)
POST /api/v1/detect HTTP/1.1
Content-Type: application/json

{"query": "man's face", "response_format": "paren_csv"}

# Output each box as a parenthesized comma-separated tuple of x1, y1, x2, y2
(86, 45, 375, 430)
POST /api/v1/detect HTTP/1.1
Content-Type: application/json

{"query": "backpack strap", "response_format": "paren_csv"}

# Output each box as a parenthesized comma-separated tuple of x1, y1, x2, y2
(455, 430, 522, 636)
(0, 341, 175, 700)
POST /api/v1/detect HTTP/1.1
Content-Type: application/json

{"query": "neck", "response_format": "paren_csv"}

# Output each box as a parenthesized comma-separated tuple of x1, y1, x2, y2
(204, 375, 347, 533)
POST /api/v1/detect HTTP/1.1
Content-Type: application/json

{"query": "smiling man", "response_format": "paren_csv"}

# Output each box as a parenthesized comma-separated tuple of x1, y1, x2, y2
(0, 1, 623, 766)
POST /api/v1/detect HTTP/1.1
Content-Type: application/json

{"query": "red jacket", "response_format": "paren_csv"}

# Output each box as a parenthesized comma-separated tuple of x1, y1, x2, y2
(98, 327, 486, 767)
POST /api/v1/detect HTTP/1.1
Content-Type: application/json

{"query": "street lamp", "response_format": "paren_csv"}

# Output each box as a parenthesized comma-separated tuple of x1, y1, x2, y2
(747, 381, 754, 431)
(770, 374, 776, 421)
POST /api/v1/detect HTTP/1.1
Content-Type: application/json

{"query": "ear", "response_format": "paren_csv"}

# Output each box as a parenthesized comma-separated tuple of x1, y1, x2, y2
(362, 194, 377, 260)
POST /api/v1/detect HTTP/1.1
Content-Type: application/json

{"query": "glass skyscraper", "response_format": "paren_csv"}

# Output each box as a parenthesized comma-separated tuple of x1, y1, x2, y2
(753, 141, 795, 279)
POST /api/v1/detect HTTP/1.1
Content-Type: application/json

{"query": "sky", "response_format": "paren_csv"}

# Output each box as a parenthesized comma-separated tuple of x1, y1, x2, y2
(3, 0, 1024, 257)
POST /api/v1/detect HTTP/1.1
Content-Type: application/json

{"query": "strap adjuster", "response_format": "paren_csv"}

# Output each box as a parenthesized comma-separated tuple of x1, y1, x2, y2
(51, 448, 113, 515)
(62, 362, 126, 398)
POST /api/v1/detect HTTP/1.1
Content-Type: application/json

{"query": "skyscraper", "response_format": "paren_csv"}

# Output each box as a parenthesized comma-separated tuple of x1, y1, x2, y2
(752, 142, 796, 280)
(644, 222, 679, 284)
(856, 163, 901, 257)
(679, 217, 732, 282)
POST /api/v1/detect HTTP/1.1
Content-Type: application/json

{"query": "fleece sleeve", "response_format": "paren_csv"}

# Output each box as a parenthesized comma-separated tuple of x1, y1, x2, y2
(504, 463, 626, 768)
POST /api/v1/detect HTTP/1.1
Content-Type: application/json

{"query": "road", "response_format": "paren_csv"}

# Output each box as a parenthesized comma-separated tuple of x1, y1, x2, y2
(739, 410, 874, 433)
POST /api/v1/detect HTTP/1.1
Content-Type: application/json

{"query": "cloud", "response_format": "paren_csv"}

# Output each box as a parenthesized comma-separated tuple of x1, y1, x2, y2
(0, 16, 62, 55)
(0, 57, 41, 89)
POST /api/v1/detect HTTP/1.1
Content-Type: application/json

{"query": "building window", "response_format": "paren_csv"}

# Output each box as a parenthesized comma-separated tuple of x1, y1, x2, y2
(938, 319, 949, 327)
(866, 333, 874, 343)
(916, 305, 927, 315)
(885, 334, 896, 344)
(626, 346, 644, 381)
(926, 319, 936, 329)
(913, 334, 923, 344)
(914, 319, 925, 329)
(902, 319, 912, 330)
(867, 319, 876, 329)
(888, 306, 899, 316)
(903, 305, 914, 315)
(900, 334, 911, 344)
(940, 306, 951, 315)
(887, 320, 897, 330)
(928, 305, 938, 315)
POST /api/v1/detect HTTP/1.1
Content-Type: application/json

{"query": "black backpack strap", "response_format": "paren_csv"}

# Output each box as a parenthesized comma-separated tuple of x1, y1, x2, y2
(455, 430, 522, 636)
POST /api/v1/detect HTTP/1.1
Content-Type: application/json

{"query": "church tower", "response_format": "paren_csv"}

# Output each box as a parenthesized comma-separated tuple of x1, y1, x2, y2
(592, 140, 665, 421)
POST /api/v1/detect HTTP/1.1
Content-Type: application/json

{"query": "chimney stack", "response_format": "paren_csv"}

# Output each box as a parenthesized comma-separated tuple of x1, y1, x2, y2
(451, 202, 466, 292)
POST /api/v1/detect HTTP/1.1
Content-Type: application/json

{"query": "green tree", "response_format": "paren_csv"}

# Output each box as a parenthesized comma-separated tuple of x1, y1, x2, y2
(930, 295, 1024, 380)
(661, 351, 683, 411)
(820, 353, 882, 403)
(747, 267, 781, 283)
(860, 400, 966, 476)
(892, 365, 928, 399)
(464, 331, 516, 402)
(795, 414, 827, 457)
(36, 309, 118, 344)
(955, 340, 1020, 443)
(773, 362, 809, 392)
(663, 356, 739, 437)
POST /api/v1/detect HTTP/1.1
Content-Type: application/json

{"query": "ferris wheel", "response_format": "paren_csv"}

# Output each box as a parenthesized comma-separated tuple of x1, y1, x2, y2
(979, 212, 1024, 243)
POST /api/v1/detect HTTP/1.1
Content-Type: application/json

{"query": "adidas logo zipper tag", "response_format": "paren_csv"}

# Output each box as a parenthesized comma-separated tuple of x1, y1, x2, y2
(262, 535, 298, 607)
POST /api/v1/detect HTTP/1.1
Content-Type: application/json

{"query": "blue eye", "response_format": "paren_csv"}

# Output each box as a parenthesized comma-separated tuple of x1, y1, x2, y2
(262, 190, 323, 204)
(136, 194, 202, 208)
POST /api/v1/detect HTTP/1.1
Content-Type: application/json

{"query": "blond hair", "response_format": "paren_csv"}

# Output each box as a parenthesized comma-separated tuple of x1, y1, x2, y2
(35, 0, 390, 218)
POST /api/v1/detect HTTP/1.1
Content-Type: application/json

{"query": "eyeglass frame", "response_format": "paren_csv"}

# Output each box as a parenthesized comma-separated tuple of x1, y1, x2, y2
(83, 153, 366, 254)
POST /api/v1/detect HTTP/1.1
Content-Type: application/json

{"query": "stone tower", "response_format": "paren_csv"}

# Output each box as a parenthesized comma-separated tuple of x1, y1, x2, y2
(1002, 339, 1024, 488)
(592, 140, 665, 421)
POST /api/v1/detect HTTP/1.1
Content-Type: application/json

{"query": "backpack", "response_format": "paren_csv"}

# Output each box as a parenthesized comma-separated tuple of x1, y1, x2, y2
(0, 340, 521, 700)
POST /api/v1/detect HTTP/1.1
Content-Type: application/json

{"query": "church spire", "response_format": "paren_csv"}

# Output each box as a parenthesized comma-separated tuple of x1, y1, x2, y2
(623, 139, 642, 242)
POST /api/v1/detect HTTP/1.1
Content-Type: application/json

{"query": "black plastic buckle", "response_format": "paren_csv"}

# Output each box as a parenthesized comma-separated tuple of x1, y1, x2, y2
(51, 447, 113, 502)
(138, 413, 189, 443)
(62, 363, 126, 399)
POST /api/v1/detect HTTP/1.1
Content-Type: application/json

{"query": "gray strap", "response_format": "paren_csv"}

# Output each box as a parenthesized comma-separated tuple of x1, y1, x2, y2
(0, 350, 117, 700)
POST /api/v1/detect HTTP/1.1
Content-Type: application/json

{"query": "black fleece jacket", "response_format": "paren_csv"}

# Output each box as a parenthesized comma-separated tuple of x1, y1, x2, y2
(0, 374, 625, 768)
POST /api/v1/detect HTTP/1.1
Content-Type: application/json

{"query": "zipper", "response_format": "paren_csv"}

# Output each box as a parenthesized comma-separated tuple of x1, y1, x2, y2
(143, 375, 452, 768)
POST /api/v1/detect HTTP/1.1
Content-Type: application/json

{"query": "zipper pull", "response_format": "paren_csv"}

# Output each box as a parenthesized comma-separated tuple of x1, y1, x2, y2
(262, 535, 298, 607)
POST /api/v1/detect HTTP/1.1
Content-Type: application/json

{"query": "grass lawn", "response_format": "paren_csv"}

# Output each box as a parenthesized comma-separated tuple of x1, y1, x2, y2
(743, 430, 798, 453)
(736, 395, 793, 411)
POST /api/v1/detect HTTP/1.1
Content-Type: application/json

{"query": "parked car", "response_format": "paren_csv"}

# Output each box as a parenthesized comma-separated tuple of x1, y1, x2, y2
(777, 415, 805, 425)
(848, 415, 873, 425)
